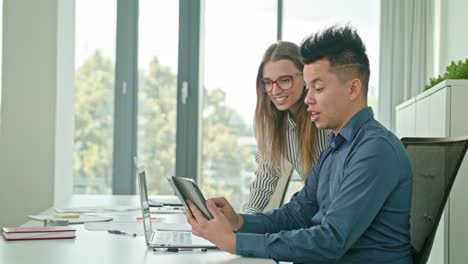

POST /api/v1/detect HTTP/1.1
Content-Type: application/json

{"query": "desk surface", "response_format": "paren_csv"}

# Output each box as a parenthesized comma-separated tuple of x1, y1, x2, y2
(0, 195, 275, 264)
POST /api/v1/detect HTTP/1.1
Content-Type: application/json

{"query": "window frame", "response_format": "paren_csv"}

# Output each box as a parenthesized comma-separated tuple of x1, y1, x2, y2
(111, 0, 282, 194)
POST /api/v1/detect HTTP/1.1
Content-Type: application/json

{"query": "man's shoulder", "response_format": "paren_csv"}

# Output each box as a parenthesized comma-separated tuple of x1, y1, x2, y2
(352, 120, 407, 158)
(345, 121, 412, 184)
(359, 119, 400, 144)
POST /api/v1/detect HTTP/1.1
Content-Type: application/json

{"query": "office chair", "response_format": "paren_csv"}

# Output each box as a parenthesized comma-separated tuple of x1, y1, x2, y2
(263, 161, 294, 212)
(401, 136, 468, 264)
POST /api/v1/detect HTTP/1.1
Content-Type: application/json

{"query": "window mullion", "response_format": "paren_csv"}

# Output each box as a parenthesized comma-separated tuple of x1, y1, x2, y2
(175, 0, 202, 182)
(113, 0, 139, 194)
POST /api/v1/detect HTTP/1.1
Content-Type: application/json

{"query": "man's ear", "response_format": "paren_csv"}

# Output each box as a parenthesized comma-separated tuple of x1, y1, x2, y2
(348, 78, 362, 101)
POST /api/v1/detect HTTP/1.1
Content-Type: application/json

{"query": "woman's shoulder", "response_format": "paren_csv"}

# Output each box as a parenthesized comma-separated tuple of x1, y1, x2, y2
(315, 128, 330, 149)
(316, 128, 329, 140)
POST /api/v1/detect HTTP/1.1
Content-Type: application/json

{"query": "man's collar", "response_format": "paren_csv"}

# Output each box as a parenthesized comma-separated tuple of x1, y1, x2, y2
(327, 107, 374, 149)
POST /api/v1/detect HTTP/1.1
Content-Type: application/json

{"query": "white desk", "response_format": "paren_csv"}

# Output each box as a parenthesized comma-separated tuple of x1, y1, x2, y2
(0, 195, 275, 264)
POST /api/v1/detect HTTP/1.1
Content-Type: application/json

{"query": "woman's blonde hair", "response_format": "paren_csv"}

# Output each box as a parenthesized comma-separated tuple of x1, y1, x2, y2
(254, 41, 318, 177)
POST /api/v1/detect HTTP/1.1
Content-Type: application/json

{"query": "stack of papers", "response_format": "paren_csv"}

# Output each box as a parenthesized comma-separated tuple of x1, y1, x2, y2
(2, 226, 76, 241)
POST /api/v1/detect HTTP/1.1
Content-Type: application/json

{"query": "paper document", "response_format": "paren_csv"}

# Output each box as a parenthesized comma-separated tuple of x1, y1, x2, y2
(55, 206, 139, 213)
(85, 221, 145, 235)
(29, 213, 113, 224)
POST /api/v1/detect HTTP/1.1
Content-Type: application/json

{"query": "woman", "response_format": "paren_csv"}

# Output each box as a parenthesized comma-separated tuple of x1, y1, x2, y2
(242, 41, 328, 213)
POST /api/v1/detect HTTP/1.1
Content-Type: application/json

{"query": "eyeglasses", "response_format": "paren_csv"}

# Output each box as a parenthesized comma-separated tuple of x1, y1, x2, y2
(261, 72, 302, 92)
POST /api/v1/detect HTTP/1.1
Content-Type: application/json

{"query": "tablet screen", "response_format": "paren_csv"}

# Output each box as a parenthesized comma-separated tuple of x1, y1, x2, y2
(169, 176, 213, 220)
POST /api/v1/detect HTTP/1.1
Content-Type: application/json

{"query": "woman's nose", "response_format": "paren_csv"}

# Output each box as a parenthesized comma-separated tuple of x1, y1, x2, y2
(270, 83, 282, 94)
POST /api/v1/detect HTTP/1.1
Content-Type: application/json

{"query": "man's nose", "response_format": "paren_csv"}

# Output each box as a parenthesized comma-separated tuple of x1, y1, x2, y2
(304, 89, 315, 104)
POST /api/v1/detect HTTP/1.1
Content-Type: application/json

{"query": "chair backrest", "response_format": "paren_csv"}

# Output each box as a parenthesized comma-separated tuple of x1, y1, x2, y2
(401, 136, 468, 264)
(263, 160, 294, 212)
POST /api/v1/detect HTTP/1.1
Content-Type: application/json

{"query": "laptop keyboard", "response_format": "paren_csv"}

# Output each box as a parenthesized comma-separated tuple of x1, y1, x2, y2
(153, 230, 192, 245)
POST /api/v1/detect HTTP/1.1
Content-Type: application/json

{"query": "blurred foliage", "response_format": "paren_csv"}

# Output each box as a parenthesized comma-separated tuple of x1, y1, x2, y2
(74, 52, 255, 208)
(424, 59, 468, 91)
(74, 51, 114, 194)
(137, 57, 178, 197)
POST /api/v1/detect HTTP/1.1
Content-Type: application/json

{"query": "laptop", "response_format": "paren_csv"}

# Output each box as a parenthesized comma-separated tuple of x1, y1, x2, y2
(149, 195, 183, 207)
(136, 166, 216, 249)
(134, 157, 183, 207)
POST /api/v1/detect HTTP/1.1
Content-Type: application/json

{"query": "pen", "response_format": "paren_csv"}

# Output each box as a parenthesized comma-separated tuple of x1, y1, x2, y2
(107, 229, 137, 237)
(154, 248, 208, 252)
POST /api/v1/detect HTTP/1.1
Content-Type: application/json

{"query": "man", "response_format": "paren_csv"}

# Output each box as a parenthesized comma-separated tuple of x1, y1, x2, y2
(185, 25, 413, 263)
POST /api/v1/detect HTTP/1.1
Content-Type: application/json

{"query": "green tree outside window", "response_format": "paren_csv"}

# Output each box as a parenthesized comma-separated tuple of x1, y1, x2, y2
(74, 52, 255, 209)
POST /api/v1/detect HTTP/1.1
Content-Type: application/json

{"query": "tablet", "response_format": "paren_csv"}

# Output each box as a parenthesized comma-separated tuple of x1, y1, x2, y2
(168, 176, 214, 220)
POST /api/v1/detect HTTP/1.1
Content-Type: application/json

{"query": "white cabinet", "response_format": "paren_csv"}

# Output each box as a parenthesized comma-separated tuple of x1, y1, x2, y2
(396, 80, 468, 264)
(395, 98, 416, 138)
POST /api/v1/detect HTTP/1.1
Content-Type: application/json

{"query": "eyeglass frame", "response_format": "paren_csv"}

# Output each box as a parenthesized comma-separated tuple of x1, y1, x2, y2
(261, 71, 303, 92)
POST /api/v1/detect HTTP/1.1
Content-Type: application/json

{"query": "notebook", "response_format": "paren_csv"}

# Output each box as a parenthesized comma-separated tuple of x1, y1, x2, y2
(136, 166, 216, 249)
(2, 226, 76, 241)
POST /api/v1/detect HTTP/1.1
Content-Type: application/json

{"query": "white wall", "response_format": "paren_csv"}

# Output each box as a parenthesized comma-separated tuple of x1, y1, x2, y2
(0, 0, 75, 227)
(0, 0, 3, 106)
(439, 0, 468, 71)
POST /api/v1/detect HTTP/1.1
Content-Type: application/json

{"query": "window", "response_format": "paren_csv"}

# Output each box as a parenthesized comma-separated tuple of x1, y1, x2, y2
(283, 0, 380, 116)
(201, 0, 277, 210)
(72, 0, 380, 201)
(73, 0, 116, 194)
(137, 0, 179, 195)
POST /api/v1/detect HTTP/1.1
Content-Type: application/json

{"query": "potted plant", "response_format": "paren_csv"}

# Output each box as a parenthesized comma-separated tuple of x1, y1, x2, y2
(424, 59, 468, 91)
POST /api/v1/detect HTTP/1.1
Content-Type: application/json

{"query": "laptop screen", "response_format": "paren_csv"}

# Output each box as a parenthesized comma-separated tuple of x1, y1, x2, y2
(137, 168, 153, 245)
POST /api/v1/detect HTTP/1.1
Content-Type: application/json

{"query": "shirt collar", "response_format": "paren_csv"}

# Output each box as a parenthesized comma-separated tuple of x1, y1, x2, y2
(327, 132, 346, 150)
(327, 107, 374, 149)
(286, 112, 296, 130)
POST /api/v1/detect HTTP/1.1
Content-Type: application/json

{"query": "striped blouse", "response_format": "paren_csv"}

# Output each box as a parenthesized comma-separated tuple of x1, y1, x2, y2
(242, 113, 329, 213)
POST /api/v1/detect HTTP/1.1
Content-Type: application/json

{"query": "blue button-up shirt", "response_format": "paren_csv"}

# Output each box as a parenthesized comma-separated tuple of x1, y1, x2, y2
(236, 107, 413, 263)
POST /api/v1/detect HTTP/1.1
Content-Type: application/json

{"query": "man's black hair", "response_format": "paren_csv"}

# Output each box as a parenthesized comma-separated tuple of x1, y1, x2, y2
(300, 25, 370, 94)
